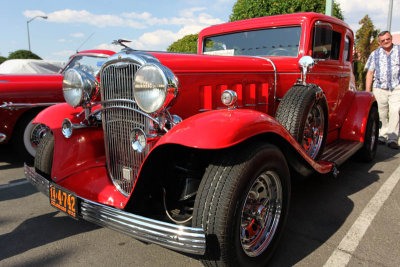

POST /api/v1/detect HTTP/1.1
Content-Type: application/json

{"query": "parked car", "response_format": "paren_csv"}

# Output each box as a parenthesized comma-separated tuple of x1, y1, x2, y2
(0, 59, 65, 74)
(0, 49, 115, 161)
(25, 13, 378, 266)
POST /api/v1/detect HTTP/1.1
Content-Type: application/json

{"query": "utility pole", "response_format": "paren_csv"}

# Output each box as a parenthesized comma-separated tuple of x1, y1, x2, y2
(27, 15, 48, 51)
(325, 0, 333, 16)
(387, 0, 393, 31)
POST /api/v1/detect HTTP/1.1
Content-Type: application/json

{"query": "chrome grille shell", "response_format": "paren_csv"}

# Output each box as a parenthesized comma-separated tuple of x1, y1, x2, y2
(100, 51, 159, 196)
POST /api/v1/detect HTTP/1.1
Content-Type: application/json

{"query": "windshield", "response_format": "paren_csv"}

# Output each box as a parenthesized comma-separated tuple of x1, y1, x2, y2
(203, 26, 301, 57)
(62, 54, 108, 75)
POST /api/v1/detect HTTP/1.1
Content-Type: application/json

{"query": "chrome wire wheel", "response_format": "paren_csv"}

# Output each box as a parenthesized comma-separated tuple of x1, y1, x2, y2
(302, 104, 325, 159)
(24, 121, 50, 157)
(240, 170, 283, 257)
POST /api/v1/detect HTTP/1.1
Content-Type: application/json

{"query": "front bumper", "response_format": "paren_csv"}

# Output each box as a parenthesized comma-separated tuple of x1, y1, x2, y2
(24, 164, 206, 255)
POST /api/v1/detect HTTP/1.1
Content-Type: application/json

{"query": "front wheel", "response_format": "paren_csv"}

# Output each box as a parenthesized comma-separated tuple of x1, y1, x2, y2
(193, 143, 290, 267)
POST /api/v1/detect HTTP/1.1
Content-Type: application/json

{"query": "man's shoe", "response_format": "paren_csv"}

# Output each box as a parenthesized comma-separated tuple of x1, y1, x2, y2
(378, 137, 386, 145)
(387, 142, 399, 149)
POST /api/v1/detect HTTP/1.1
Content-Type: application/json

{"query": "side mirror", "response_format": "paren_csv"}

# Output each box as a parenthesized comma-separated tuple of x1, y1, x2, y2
(298, 56, 315, 85)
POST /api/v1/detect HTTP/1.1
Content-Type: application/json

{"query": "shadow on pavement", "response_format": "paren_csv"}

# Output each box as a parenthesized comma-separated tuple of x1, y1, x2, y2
(0, 144, 25, 170)
(268, 145, 399, 266)
(0, 180, 38, 201)
(0, 211, 99, 261)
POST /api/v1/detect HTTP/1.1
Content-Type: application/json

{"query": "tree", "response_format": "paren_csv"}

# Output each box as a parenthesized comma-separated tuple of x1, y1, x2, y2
(8, 50, 41, 60)
(0, 56, 6, 64)
(354, 15, 379, 90)
(230, 0, 343, 21)
(166, 0, 344, 53)
(167, 34, 199, 54)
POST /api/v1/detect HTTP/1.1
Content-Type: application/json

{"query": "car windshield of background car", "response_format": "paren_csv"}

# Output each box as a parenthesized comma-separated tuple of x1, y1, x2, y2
(62, 55, 108, 75)
(203, 26, 301, 57)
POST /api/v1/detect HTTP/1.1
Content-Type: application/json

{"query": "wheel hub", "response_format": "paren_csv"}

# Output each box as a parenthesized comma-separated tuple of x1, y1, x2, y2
(240, 171, 282, 257)
(302, 104, 324, 159)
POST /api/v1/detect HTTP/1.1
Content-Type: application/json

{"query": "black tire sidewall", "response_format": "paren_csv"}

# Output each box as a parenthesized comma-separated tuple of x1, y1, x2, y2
(34, 131, 54, 178)
(276, 85, 328, 160)
(226, 145, 291, 267)
(357, 106, 379, 162)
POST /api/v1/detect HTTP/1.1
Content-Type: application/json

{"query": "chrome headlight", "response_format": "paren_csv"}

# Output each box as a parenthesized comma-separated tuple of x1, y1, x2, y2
(133, 64, 179, 113)
(63, 68, 98, 108)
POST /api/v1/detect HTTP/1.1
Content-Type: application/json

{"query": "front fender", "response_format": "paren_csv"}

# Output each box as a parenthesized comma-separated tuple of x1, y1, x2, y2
(156, 109, 290, 149)
(152, 109, 333, 174)
(33, 103, 84, 128)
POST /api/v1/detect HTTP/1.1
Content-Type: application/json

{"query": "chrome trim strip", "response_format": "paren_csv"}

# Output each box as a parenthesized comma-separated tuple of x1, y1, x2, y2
(1, 102, 60, 110)
(254, 57, 277, 114)
(0, 133, 7, 143)
(24, 164, 206, 255)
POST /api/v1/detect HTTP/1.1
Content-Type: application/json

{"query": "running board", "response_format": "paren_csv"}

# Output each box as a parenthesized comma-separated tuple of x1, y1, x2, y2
(321, 139, 363, 166)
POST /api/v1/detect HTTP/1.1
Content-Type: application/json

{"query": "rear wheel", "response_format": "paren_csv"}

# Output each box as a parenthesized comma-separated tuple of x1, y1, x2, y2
(356, 106, 379, 162)
(193, 143, 290, 267)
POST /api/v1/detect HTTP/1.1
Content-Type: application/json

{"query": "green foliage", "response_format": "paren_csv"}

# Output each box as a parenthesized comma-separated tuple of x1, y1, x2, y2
(8, 49, 41, 60)
(167, 34, 199, 54)
(229, 0, 343, 22)
(0, 56, 6, 64)
(354, 15, 379, 90)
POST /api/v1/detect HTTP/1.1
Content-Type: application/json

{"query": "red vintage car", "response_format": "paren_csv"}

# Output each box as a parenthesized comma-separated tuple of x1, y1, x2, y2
(25, 13, 378, 266)
(0, 49, 115, 161)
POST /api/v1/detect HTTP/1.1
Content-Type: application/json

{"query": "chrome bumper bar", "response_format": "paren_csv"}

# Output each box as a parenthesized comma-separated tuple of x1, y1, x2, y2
(24, 164, 206, 255)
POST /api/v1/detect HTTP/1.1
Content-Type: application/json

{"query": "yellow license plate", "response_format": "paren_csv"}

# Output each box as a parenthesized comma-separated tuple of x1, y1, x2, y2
(49, 184, 78, 218)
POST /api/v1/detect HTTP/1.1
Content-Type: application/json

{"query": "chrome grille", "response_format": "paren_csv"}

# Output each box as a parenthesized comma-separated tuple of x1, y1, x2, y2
(100, 62, 149, 196)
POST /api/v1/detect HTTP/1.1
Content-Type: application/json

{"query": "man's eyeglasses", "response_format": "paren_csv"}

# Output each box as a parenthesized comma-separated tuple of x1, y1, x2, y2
(379, 37, 392, 42)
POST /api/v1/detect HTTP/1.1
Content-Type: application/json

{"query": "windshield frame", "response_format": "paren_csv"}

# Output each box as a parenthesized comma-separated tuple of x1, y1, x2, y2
(60, 53, 111, 75)
(201, 25, 302, 58)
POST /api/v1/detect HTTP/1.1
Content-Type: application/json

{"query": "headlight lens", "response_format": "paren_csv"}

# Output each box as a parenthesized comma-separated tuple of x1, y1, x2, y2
(63, 69, 97, 108)
(134, 64, 178, 113)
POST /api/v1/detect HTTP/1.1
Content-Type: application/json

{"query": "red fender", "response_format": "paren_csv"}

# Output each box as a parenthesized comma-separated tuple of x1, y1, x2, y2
(340, 92, 376, 142)
(33, 103, 85, 127)
(153, 109, 333, 174)
(33, 104, 126, 208)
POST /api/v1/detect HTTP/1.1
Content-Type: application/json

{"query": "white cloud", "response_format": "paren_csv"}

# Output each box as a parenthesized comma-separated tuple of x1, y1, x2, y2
(70, 33, 84, 38)
(94, 43, 121, 52)
(23, 10, 47, 18)
(23, 8, 223, 30)
(58, 39, 67, 42)
(52, 50, 75, 57)
(336, 0, 400, 33)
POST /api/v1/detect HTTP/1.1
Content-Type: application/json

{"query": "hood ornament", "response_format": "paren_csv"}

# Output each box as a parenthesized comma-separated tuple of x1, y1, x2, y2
(112, 39, 132, 49)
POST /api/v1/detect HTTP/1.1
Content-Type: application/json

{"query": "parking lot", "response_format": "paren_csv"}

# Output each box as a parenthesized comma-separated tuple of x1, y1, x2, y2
(1, 143, 399, 267)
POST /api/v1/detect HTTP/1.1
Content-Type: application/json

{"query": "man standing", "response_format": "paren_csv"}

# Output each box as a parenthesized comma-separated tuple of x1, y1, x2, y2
(365, 31, 400, 149)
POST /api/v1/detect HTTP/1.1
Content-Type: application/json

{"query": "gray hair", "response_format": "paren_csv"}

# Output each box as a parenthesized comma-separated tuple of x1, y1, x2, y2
(378, 31, 392, 37)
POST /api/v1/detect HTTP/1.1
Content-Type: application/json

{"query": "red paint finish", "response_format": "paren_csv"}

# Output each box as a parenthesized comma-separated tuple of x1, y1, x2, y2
(340, 92, 376, 142)
(0, 50, 115, 145)
(34, 13, 374, 208)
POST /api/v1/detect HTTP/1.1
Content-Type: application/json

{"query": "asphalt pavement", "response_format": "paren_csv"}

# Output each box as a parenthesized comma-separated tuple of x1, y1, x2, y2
(0, 143, 399, 267)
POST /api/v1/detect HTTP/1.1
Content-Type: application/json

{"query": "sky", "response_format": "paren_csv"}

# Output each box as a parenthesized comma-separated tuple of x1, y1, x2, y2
(1, 0, 399, 61)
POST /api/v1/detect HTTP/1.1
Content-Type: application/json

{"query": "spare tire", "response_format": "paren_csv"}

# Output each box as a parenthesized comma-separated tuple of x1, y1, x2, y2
(275, 84, 328, 160)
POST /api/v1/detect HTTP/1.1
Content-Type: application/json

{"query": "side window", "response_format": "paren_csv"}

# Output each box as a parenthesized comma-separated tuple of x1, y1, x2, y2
(343, 36, 351, 61)
(312, 22, 342, 60)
